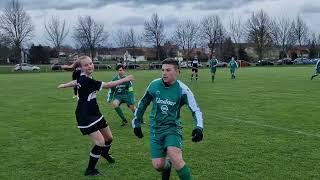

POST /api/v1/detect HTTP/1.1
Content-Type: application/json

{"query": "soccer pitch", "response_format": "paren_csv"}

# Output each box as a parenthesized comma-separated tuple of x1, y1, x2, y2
(0, 66, 319, 179)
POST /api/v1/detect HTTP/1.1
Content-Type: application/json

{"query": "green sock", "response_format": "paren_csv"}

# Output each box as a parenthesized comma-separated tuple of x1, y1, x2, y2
(212, 75, 215, 82)
(115, 107, 126, 121)
(177, 165, 192, 180)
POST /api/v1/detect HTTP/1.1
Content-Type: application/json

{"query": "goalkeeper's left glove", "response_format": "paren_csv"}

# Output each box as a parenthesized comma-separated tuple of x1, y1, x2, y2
(191, 127, 203, 142)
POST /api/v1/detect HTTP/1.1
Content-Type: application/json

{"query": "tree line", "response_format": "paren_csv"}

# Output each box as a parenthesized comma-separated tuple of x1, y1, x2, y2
(0, 0, 319, 64)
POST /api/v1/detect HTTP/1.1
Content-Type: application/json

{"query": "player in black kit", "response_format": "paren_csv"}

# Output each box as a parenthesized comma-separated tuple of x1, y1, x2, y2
(58, 56, 134, 176)
(191, 55, 199, 82)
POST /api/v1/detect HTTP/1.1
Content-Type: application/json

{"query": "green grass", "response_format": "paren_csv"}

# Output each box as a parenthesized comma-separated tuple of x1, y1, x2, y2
(0, 66, 320, 179)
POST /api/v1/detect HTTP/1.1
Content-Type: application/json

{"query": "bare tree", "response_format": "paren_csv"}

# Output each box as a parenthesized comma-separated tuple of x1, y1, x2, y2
(217, 26, 228, 59)
(229, 16, 243, 45)
(229, 16, 244, 59)
(127, 28, 141, 58)
(246, 10, 273, 60)
(308, 32, 319, 58)
(271, 17, 296, 58)
(294, 16, 309, 49)
(200, 15, 224, 56)
(115, 28, 141, 48)
(0, 0, 34, 61)
(173, 24, 186, 51)
(115, 29, 130, 48)
(73, 16, 107, 58)
(45, 16, 69, 54)
(173, 20, 198, 60)
(0, 33, 10, 46)
(144, 13, 165, 61)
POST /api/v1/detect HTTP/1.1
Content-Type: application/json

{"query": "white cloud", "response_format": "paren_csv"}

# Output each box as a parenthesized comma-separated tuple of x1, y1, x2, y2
(1, 0, 318, 47)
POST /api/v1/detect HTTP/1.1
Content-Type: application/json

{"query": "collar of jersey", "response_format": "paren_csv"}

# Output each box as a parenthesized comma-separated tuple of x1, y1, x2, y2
(118, 75, 126, 79)
(161, 79, 177, 88)
(80, 72, 92, 79)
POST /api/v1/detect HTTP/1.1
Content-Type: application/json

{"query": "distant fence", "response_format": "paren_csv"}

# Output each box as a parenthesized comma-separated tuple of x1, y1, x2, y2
(0, 63, 313, 74)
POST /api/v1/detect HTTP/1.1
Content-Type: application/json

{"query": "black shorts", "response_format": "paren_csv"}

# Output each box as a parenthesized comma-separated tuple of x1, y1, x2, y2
(79, 118, 108, 135)
(192, 68, 198, 73)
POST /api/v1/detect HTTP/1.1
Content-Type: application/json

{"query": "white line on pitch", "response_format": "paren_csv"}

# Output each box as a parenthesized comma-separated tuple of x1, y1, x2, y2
(214, 115, 320, 138)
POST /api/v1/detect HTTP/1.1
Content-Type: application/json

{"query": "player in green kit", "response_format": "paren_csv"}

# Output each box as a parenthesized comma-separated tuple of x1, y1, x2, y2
(310, 59, 320, 80)
(107, 65, 136, 127)
(228, 57, 239, 79)
(209, 55, 219, 82)
(132, 58, 204, 180)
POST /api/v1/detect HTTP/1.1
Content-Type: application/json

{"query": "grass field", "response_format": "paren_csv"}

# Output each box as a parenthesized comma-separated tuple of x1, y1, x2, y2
(0, 66, 320, 179)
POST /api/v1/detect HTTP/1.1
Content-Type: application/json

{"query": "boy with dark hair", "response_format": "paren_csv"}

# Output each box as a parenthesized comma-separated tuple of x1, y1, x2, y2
(58, 56, 134, 176)
(107, 64, 137, 126)
(133, 58, 204, 180)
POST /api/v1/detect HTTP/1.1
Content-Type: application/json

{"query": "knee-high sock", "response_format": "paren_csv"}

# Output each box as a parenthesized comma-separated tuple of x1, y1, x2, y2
(87, 145, 103, 170)
(101, 140, 112, 158)
(177, 165, 192, 180)
(115, 107, 126, 121)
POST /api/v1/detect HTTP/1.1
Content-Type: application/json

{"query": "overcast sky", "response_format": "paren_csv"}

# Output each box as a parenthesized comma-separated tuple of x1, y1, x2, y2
(1, 0, 320, 47)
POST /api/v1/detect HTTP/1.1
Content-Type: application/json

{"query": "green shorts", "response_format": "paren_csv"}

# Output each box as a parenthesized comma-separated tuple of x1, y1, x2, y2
(316, 69, 320, 74)
(150, 133, 183, 158)
(113, 94, 135, 106)
(210, 68, 217, 74)
(230, 68, 236, 74)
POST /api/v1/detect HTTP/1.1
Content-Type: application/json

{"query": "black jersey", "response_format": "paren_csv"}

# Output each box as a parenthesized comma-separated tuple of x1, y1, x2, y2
(75, 74, 104, 128)
(192, 59, 199, 68)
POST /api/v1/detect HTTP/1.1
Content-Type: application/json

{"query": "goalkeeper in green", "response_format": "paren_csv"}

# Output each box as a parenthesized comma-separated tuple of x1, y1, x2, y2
(132, 58, 204, 180)
(209, 55, 219, 82)
(228, 57, 239, 79)
(107, 65, 136, 127)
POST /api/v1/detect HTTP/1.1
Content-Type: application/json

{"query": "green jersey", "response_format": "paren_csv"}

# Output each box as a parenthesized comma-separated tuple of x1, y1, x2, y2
(228, 59, 238, 69)
(132, 78, 203, 134)
(210, 59, 219, 69)
(107, 75, 134, 102)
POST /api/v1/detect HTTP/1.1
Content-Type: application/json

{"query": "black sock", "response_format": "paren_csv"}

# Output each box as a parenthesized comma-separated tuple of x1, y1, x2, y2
(101, 140, 112, 158)
(87, 145, 102, 170)
(196, 74, 198, 81)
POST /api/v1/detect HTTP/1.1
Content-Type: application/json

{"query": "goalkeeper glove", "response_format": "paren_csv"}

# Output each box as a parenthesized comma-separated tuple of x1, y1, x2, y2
(191, 128, 203, 142)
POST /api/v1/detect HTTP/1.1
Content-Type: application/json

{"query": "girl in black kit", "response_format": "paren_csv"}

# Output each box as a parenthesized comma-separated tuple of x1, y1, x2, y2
(58, 56, 134, 176)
